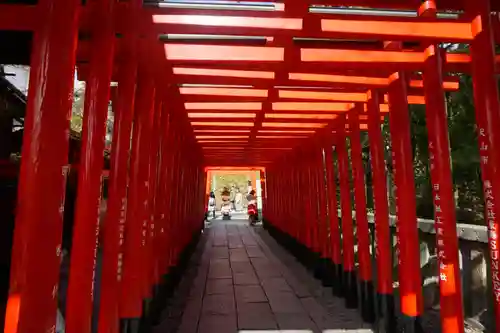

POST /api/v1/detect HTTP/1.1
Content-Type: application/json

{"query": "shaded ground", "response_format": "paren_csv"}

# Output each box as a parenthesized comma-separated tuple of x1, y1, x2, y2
(153, 217, 372, 333)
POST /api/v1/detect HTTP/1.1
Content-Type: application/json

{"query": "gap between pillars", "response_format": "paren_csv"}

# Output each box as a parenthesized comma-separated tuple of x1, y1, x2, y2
(348, 105, 376, 324)
(324, 137, 344, 296)
(335, 116, 358, 308)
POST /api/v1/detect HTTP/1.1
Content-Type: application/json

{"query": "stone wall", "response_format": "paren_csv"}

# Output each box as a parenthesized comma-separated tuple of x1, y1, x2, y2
(346, 211, 493, 331)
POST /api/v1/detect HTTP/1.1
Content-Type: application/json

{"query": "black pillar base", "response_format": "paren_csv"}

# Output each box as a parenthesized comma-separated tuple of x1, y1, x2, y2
(313, 255, 326, 280)
(149, 230, 202, 327)
(359, 280, 375, 323)
(377, 293, 398, 333)
(139, 298, 153, 332)
(296, 243, 310, 266)
(400, 314, 425, 333)
(308, 251, 321, 273)
(343, 270, 358, 309)
(149, 280, 166, 325)
(320, 259, 334, 287)
(119, 318, 141, 333)
(331, 263, 344, 297)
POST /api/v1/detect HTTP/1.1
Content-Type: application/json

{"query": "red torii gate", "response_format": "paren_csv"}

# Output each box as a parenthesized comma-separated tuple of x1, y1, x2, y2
(1, 0, 500, 333)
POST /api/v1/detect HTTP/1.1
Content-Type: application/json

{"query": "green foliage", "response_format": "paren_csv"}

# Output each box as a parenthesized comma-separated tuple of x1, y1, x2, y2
(377, 72, 491, 224)
(345, 45, 499, 225)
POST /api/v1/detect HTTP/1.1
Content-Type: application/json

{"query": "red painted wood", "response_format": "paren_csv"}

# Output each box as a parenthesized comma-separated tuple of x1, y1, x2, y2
(468, 0, 500, 329)
(65, 1, 116, 331)
(423, 44, 465, 333)
(120, 73, 156, 319)
(98, 58, 137, 333)
(4, 0, 80, 332)
(387, 72, 423, 318)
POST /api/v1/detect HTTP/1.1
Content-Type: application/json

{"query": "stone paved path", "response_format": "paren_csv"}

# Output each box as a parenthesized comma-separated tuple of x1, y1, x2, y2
(154, 219, 373, 333)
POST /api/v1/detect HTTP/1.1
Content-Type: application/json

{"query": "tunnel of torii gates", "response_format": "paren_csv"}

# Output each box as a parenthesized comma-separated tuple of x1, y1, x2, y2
(1, 0, 500, 332)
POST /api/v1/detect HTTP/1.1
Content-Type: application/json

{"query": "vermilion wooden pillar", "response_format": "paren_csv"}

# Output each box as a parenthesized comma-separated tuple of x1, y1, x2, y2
(387, 72, 423, 332)
(280, 166, 287, 234)
(292, 157, 303, 246)
(153, 101, 167, 287)
(265, 168, 273, 226)
(174, 134, 187, 261)
(165, 129, 179, 274)
(149, 101, 171, 323)
(314, 145, 330, 281)
(348, 107, 375, 323)
(119, 69, 156, 332)
(306, 151, 320, 258)
(422, 43, 464, 332)
(367, 91, 396, 333)
(468, 0, 500, 329)
(260, 170, 266, 219)
(335, 120, 358, 308)
(293, 158, 302, 244)
(324, 138, 343, 295)
(173, 137, 185, 259)
(65, 1, 115, 331)
(4, 1, 80, 332)
(143, 93, 163, 307)
(165, 129, 179, 270)
(300, 153, 311, 250)
(319, 147, 330, 261)
(98, 37, 137, 333)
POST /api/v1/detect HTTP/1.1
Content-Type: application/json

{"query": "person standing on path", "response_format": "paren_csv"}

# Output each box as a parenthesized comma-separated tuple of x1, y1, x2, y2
(230, 185, 236, 210)
(207, 191, 216, 219)
(235, 188, 243, 212)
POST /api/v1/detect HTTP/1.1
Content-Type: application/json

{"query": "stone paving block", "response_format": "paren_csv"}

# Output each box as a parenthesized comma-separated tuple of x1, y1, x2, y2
(241, 237, 257, 245)
(250, 257, 271, 266)
(284, 278, 312, 298)
(198, 314, 237, 333)
(177, 299, 202, 333)
(255, 267, 282, 279)
(235, 285, 268, 303)
(233, 272, 259, 285)
(245, 246, 265, 257)
(210, 247, 229, 259)
(230, 248, 248, 257)
(205, 278, 234, 295)
(163, 221, 376, 333)
(267, 292, 305, 314)
(260, 277, 293, 293)
(274, 313, 319, 331)
(202, 294, 236, 315)
(229, 254, 249, 262)
(212, 241, 228, 247)
(300, 297, 342, 329)
(208, 263, 232, 279)
(230, 261, 254, 274)
(237, 302, 278, 330)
